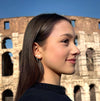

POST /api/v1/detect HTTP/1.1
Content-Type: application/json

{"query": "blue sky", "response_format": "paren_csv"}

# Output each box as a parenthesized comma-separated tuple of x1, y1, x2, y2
(1, 0, 100, 54)
(0, 0, 100, 19)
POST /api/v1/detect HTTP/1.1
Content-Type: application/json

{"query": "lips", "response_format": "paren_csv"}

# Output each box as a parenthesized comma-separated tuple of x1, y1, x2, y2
(66, 58, 76, 64)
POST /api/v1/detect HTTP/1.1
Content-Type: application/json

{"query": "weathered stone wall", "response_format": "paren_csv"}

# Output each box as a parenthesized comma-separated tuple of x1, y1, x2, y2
(0, 16, 100, 101)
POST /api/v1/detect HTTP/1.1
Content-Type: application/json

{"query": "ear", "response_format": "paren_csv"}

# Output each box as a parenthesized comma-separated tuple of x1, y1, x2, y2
(33, 42, 42, 59)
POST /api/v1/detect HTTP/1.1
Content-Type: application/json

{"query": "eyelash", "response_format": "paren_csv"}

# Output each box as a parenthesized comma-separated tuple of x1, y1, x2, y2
(61, 39, 77, 46)
(61, 39, 69, 45)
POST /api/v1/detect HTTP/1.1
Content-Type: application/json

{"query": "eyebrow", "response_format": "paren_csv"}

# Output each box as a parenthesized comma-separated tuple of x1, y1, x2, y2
(60, 33, 75, 38)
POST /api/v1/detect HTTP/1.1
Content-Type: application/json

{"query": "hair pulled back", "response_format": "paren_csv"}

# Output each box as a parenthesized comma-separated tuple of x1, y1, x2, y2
(15, 13, 71, 101)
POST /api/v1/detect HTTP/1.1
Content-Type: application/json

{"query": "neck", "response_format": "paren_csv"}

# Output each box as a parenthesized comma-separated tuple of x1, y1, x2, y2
(40, 66, 61, 85)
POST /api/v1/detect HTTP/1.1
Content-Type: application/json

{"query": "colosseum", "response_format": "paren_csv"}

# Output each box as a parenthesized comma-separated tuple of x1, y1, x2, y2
(0, 15, 100, 101)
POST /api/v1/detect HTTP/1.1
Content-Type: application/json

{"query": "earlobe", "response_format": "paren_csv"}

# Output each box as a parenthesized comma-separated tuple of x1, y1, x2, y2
(33, 42, 42, 59)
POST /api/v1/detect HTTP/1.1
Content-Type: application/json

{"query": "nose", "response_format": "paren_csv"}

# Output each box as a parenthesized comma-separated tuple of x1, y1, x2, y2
(71, 44, 80, 56)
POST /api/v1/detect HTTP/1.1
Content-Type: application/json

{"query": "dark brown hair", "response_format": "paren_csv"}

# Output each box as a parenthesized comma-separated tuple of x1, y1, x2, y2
(15, 13, 71, 101)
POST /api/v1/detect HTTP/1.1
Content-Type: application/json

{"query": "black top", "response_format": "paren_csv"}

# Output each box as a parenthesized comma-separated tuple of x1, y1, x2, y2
(19, 83, 72, 101)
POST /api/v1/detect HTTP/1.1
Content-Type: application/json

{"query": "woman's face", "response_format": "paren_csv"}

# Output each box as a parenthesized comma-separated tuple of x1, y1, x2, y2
(40, 20, 80, 75)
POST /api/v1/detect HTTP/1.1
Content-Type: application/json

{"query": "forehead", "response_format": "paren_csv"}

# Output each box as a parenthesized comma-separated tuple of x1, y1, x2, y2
(50, 20, 75, 38)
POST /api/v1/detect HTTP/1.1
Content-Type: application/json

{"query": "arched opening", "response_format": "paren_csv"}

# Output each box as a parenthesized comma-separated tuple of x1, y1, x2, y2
(19, 50, 22, 71)
(74, 35, 78, 46)
(2, 52, 13, 76)
(90, 84, 96, 101)
(2, 89, 13, 101)
(74, 85, 81, 101)
(86, 48, 95, 71)
(2, 37, 13, 49)
(71, 20, 76, 27)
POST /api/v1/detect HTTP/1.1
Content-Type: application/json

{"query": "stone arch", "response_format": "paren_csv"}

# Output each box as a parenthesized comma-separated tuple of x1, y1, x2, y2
(19, 50, 22, 71)
(89, 84, 96, 101)
(75, 35, 78, 46)
(86, 48, 95, 71)
(2, 89, 13, 101)
(2, 37, 13, 49)
(74, 85, 82, 101)
(2, 52, 13, 76)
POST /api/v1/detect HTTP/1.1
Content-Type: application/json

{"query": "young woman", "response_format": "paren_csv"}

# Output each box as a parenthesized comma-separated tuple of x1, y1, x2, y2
(15, 13, 80, 101)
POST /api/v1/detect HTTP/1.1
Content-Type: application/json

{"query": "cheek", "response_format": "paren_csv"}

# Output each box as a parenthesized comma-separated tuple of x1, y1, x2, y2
(53, 49, 63, 58)
(53, 46, 70, 59)
(43, 46, 69, 65)
(49, 46, 65, 59)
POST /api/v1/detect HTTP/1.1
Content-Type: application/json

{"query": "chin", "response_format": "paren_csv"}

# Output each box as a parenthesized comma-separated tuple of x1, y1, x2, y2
(63, 69, 75, 75)
(69, 71, 75, 75)
(65, 72, 75, 75)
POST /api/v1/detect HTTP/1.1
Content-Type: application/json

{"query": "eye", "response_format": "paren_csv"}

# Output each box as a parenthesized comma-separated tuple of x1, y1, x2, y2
(63, 39, 69, 43)
(61, 39, 69, 45)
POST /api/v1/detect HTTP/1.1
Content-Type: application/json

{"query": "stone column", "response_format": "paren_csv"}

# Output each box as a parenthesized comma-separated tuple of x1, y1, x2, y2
(95, 85, 100, 101)
(0, 33, 2, 78)
(0, 91, 2, 101)
(81, 83, 90, 101)
(78, 31, 88, 76)
(12, 33, 19, 77)
(12, 33, 20, 101)
(66, 83, 74, 101)
(94, 50, 100, 76)
(93, 32, 100, 76)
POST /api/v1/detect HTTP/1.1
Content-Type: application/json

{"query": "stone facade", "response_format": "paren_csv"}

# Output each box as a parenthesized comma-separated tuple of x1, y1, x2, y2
(0, 16, 100, 101)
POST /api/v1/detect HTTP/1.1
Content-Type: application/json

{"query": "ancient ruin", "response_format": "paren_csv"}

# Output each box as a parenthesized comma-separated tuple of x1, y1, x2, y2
(0, 15, 100, 101)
